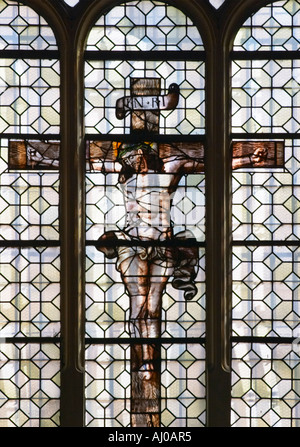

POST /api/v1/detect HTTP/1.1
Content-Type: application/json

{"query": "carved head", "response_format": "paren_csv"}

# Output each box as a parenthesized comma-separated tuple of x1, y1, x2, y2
(118, 143, 151, 172)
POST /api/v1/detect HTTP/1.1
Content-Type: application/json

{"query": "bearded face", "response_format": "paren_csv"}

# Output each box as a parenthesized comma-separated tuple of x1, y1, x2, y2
(121, 148, 148, 172)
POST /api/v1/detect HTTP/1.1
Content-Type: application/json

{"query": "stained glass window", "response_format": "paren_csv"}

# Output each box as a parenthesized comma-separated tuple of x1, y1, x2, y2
(2, 0, 300, 429)
(231, 0, 300, 427)
(0, 0, 60, 426)
(84, 0, 206, 427)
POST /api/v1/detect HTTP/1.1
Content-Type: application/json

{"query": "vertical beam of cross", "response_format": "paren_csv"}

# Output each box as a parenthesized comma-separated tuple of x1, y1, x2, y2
(129, 77, 161, 134)
(128, 78, 163, 427)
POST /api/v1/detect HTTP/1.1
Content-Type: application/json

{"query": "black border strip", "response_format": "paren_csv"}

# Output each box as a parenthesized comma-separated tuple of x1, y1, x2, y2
(231, 50, 300, 60)
(85, 50, 206, 61)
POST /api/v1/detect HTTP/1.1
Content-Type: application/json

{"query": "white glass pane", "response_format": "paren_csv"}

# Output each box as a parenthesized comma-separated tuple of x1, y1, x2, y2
(233, 0, 300, 51)
(63, 0, 79, 6)
(86, 0, 204, 51)
(209, 0, 226, 9)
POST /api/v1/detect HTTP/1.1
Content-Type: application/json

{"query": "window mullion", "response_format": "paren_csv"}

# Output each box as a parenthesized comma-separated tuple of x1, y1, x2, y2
(59, 33, 85, 428)
(205, 36, 232, 427)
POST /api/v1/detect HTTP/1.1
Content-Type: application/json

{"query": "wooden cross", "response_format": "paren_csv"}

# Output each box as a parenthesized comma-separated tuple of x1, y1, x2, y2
(116, 77, 179, 134)
(111, 77, 286, 428)
(117, 78, 180, 427)
(8, 138, 284, 172)
(116, 77, 179, 135)
(8, 79, 284, 170)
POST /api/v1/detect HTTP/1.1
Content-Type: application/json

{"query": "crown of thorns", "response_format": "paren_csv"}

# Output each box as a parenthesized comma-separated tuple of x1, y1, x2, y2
(117, 142, 153, 159)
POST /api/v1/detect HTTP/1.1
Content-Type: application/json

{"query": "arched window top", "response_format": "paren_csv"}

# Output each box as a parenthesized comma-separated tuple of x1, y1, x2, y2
(63, 0, 79, 6)
(209, 0, 226, 8)
(0, 0, 57, 50)
(86, 0, 204, 52)
(233, 0, 300, 51)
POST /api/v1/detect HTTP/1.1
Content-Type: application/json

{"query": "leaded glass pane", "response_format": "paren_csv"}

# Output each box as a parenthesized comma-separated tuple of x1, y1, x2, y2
(85, 60, 205, 135)
(231, 0, 300, 428)
(0, 1, 61, 427)
(232, 140, 300, 241)
(0, 59, 60, 134)
(0, 343, 60, 427)
(232, 245, 300, 338)
(160, 343, 206, 427)
(86, 0, 204, 52)
(232, 343, 300, 427)
(0, 0, 57, 50)
(0, 246, 60, 338)
(233, 0, 300, 52)
(85, 0, 205, 427)
(85, 343, 206, 427)
(0, 140, 59, 240)
(85, 344, 131, 427)
(232, 59, 300, 134)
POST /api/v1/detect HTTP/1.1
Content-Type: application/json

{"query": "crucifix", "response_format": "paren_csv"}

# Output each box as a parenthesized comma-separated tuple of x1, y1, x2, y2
(96, 78, 204, 427)
(6, 78, 285, 427)
(89, 78, 285, 427)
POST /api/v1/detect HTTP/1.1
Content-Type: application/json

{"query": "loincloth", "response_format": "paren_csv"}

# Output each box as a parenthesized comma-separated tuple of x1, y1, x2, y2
(96, 229, 199, 300)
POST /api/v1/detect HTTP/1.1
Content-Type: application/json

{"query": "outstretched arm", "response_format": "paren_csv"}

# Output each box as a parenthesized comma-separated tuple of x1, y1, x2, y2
(87, 140, 122, 172)
(159, 142, 205, 174)
(87, 140, 206, 173)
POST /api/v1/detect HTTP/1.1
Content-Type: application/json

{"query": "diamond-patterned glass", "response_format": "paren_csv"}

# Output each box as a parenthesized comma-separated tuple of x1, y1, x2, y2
(0, 1, 61, 427)
(160, 343, 206, 427)
(232, 140, 300, 241)
(232, 244, 300, 338)
(0, 343, 60, 427)
(62, 0, 228, 11)
(232, 343, 300, 427)
(231, 0, 300, 428)
(233, 0, 300, 52)
(0, 0, 57, 50)
(86, 0, 203, 52)
(0, 59, 60, 134)
(0, 139, 60, 241)
(0, 246, 60, 338)
(85, 60, 205, 135)
(232, 59, 300, 134)
(86, 343, 206, 427)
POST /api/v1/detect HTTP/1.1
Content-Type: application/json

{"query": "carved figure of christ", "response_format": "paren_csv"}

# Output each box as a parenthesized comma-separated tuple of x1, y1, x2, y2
(92, 140, 204, 427)
(94, 79, 200, 350)
(93, 142, 204, 364)
(93, 77, 203, 427)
